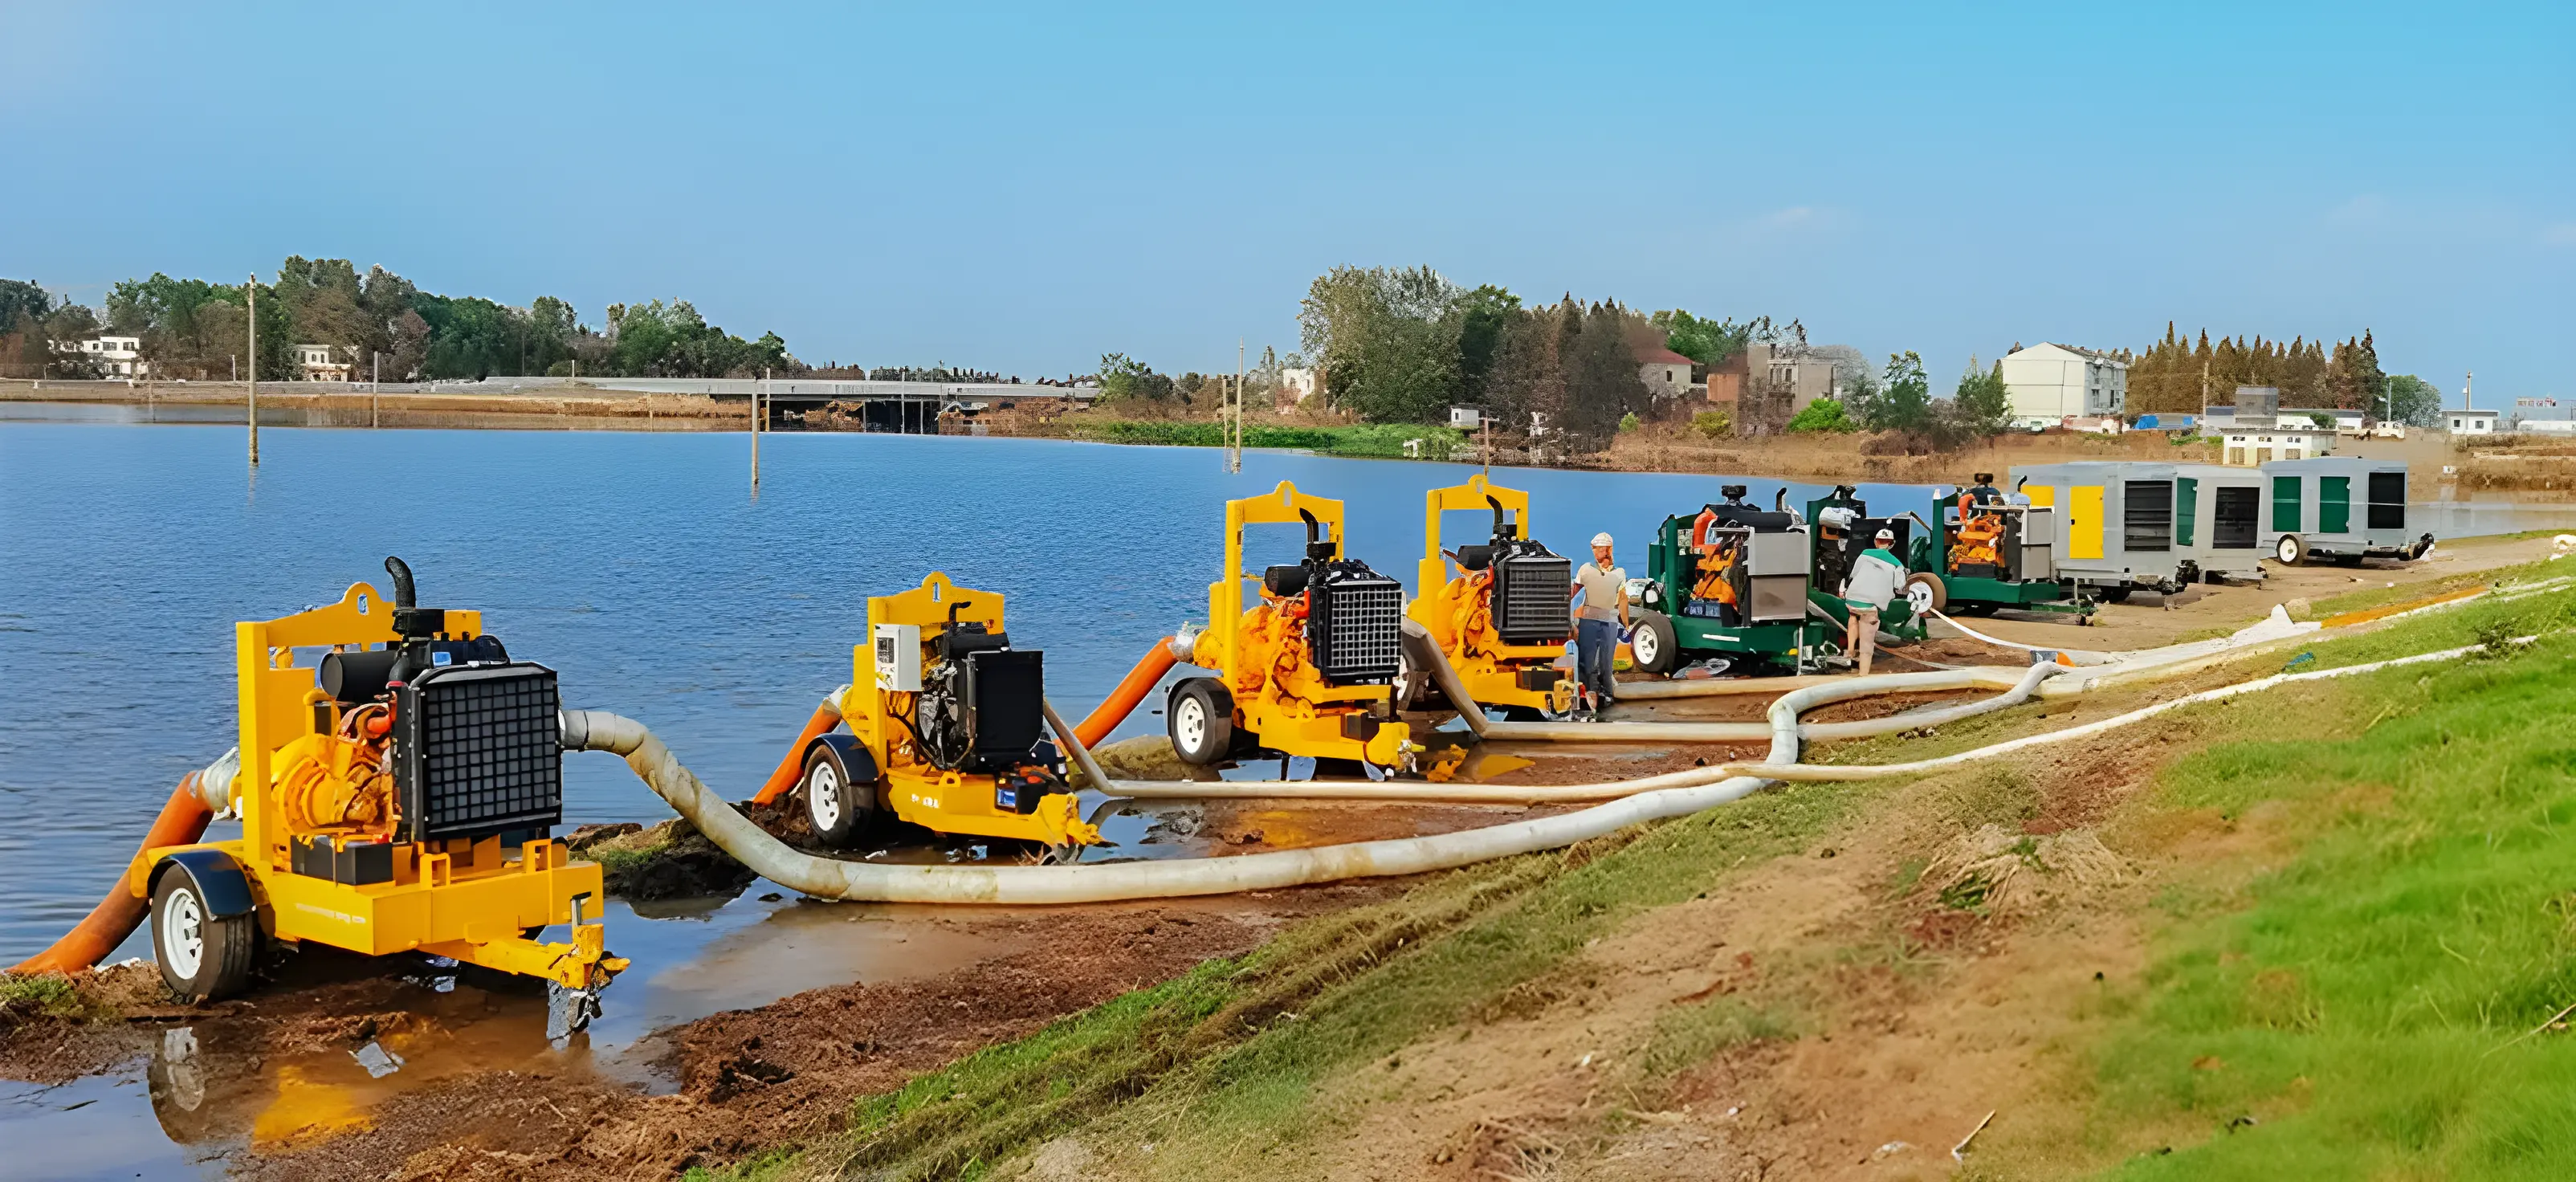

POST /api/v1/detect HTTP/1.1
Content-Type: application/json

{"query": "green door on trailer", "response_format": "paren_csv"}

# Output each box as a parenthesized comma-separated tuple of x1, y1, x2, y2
(2272, 475, 2302, 533)
(2175, 477, 2198, 547)
(2320, 476, 2350, 534)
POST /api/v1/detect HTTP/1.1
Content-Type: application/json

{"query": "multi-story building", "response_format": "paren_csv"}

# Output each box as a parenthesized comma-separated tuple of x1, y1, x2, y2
(296, 344, 352, 382)
(58, 335, 150, 377)
(2000, 342, 2126, 429)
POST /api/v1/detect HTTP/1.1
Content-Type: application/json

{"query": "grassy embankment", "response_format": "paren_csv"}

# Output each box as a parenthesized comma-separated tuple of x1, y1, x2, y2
(1064, 419, 1470, 460)
(692, 561, 2576, 1180)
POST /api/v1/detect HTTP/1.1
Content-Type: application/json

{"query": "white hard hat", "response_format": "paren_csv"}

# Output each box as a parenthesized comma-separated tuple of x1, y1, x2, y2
(1874, 527, 1894, 540)
(1592, 532, 1615, 548)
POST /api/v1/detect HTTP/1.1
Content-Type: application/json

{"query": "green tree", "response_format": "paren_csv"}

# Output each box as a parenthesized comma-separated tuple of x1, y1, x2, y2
(1451, 283, 1520, 408)
(1650, 308, 1757, 366)
(1950, 356, 2013, 436)
(1096, 353, 1176, 403)
(1561, 300, 1648, 447)
(1857, 351, 1930, 433)
(0, 279, 50, 336)
(1298, 264, 1463, 423)
(1786, 397, 1857, 434)
(2382, 373, 2444, 428)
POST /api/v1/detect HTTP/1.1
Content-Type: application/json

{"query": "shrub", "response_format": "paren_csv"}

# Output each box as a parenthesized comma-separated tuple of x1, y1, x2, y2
(1786, 398, 1858, 434)
(1691, 410, 1731, 438)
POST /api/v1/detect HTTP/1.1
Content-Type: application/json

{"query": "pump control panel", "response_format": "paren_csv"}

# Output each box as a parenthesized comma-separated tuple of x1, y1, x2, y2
(874, 623, 922, 691)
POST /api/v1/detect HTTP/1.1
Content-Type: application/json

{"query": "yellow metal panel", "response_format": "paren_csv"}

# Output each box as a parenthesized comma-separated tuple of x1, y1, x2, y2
(2069, 486, 2105, 560)
(1416, 474, 1529, 601)
(2024, 484, 2055, 507)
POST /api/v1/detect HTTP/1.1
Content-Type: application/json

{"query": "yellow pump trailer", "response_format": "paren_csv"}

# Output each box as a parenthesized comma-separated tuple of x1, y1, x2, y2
(131, 560, 624, 1037)
(780, 573, 1102, 858)
(1167, 481, 1413, 771)
(1409, 475, 1575, 720)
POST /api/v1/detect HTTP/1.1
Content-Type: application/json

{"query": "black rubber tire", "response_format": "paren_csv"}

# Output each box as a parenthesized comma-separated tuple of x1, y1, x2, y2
(801, 741, 879, 848)
(1168, 678, 1236, 767)
(151, 866, 255, 1005)
(2276, 534, 2306, 565)
(1629, 611, 1681, 675)
(1903, 571, 1947, 616)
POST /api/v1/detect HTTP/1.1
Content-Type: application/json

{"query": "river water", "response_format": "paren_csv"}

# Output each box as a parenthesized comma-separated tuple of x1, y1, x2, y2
(5, 419, 2560, 1176)
(0, 421, 1934, 965)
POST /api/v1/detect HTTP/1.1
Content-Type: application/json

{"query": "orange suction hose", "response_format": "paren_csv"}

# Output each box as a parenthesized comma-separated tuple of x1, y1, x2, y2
(1075, 638, 1178, 748)
(10, 774, 214, 976)
(752, 696, 847, 806)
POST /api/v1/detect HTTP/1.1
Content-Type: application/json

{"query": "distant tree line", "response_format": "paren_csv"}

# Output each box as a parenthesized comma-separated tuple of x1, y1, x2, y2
(2, 260, 798, 382)
(2125, 323, 2436, 426)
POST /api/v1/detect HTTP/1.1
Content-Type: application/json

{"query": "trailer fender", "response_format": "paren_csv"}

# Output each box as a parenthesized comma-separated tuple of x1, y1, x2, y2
(803, 732, 880, 786)
(148, 849, 259, 919)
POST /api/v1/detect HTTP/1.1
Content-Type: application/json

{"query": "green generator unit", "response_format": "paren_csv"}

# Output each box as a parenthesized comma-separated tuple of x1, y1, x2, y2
(1804, 486, 1928, 639)
(2259, 457, 2432, 565)
(1628, 491, 1822, 675)
(1908, 474, 2081, 617)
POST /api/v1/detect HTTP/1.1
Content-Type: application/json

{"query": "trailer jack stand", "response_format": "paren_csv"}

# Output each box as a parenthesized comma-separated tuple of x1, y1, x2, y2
(548, 980, 605, 1041)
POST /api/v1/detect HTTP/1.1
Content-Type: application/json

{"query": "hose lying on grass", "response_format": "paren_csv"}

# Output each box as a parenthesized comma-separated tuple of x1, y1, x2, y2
(1712, 634, 2541, 785)
(557, 659, 2069, 903)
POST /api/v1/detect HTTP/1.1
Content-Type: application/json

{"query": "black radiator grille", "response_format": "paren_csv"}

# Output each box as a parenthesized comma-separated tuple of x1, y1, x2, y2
(1310, 571, 1404, 684)
(1491, 553, 1572, 645)
(397, 662, 562, 842)
(2123, 481, 2173, 552)
(2366, 471, 2407, 530)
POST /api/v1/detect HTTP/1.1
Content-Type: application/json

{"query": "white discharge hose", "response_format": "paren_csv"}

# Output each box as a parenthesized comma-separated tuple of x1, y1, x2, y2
(559, 661, 2034, 903)
(1121, 662, 2062, 805)
(1718, 635, 2537, 784)
(560, 705, 1792, 904)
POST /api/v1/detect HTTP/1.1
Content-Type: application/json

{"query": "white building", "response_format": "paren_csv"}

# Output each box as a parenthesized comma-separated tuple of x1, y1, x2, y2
(296, 344, 352, 382)
(63, 335, 149, 377)
(2447, 408, 2498, 434)
(1280, 367, 1319, 406)
(1999, 343, 2127, 429)
(2220, 426, 2336, 467)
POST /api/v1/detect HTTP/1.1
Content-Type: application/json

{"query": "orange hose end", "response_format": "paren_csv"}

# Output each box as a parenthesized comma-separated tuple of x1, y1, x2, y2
(10, 775, 214, 976)
(752, 701, 844, 806)
(1076, 638, 1179, 749)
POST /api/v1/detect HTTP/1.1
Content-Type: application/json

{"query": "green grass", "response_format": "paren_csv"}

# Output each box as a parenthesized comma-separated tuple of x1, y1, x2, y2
(1071, 781, 1858, 1176)
(0, 973, 85, 1021)
(2061, 630, 2576, 1180)
(1066, 419, 1470, 459)
(756, 780, 1860, 1180)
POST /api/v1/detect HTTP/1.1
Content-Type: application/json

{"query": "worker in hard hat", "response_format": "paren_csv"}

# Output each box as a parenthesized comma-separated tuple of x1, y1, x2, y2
(1571, 532, 1628, 719)
(1840, 527, 1906, 675)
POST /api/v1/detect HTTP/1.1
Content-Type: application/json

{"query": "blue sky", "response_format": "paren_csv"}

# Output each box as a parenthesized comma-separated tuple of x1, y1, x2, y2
(6, 2, 2568, 401)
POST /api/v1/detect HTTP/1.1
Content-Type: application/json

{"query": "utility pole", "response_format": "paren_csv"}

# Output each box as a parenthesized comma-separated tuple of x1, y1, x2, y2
(2464, 369, 2473, 412)
(246, 275, 259, 467)
(371, 352, 381, 428)
(752, 368, 766, 490)
(1229, 337, 1245, 474)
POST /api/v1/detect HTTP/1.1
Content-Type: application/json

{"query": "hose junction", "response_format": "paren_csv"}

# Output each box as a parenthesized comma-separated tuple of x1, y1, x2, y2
(556, 586, 2517, 905)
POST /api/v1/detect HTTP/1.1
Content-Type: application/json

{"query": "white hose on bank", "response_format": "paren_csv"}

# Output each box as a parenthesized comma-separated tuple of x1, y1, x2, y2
(560, 706, 1789, 904)
(1718, 636, 2538, 784)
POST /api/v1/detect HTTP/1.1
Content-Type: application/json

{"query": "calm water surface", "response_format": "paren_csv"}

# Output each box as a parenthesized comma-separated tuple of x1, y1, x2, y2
(0, 421, 1926, 962)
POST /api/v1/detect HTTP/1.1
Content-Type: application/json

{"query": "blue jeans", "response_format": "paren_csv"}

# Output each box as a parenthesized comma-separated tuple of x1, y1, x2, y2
(1576, 617, 1619, 704)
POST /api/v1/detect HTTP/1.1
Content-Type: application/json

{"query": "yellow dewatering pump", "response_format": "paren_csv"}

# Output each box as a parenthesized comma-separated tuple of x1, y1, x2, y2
(1166, 481, 1413, 770)
(1408, 475, 1576, 720)
(129, 558, 624, 1037)
(772, 573, 1101, 856)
